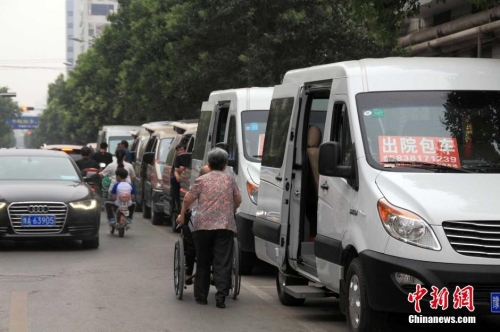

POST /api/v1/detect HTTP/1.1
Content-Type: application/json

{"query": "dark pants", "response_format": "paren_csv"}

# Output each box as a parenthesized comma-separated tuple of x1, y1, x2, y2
(182, 222, 196, 276)
(170, 175, 181, 212)
(105, 201, 135, 220)
(193, 229, 234, 302)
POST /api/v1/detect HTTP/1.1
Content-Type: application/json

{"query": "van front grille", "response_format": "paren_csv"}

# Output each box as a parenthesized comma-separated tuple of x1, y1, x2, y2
(443, 220, 500, 258)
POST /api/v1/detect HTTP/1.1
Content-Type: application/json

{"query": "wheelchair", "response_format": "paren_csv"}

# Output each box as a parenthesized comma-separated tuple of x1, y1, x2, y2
(173, 221, 241, 300)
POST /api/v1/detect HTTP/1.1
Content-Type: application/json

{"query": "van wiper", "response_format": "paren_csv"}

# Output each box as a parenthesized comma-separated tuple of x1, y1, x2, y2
(381, 161, 471, 173)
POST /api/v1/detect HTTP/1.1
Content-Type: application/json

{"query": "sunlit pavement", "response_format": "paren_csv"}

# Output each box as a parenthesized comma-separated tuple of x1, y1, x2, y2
(0, 212, 498, 332)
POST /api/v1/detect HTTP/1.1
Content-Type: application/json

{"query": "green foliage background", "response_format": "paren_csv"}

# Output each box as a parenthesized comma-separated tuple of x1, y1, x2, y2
(0, 87, 21, 148)
(28, 0, 500, 147)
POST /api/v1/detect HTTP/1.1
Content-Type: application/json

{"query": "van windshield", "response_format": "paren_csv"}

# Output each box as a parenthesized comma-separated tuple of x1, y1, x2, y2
(357, 91, 500, 173)
(109, 136, 134, 154)
(241, 110, 269, 162)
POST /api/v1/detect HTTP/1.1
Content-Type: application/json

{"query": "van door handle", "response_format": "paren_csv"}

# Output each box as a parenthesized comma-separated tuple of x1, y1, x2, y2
(275, 175, 282, 181)
(320, 182, 329, 190)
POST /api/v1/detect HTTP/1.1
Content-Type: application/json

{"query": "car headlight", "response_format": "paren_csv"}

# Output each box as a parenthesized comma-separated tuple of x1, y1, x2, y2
(246, 180, 259, 205)
(70, 199, 97, 210)
(377, 198, 441, 251)
(0, 202, 5, 210)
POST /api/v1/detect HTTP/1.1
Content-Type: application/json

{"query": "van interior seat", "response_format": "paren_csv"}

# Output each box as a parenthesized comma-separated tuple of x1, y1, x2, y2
(307, 125, 322, 194)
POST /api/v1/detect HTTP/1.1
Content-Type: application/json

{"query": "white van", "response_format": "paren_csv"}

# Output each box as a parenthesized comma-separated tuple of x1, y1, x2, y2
(97, 125, 142, 154)
(254, 57, 500, 331)
(191, 87, 273, 274)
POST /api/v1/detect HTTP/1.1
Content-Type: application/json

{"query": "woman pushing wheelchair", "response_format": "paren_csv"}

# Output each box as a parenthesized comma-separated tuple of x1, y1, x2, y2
(176, 148, 242, 308)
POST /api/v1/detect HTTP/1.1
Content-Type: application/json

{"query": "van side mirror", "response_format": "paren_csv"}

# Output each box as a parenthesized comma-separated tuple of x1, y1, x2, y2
(143, 152, 155, 165)
(319, 142, 352, 178)
(177, 153, 192, 169)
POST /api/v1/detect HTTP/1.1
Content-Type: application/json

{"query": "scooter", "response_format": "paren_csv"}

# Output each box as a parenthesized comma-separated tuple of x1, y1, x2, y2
(108, 193, 134, 238)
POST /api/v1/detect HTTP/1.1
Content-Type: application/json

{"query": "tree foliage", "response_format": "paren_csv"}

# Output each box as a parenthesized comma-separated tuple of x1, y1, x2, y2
(0, 87, 20, 148)
(32, 0, 498, 146)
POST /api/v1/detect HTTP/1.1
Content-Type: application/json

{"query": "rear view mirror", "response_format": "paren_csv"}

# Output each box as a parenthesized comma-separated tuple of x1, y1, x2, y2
(177, 153, 192, 169)
(143, 152, 155, 165)
(319, 142, 351, 178)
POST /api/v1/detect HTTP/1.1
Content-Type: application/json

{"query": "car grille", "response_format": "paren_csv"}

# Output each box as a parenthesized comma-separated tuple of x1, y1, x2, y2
(8, 202, 68, 234)
(443, 220, 500, 258)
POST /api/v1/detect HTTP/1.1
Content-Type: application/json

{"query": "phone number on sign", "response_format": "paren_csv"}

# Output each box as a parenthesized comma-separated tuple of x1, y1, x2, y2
(384, 154, 459, 164)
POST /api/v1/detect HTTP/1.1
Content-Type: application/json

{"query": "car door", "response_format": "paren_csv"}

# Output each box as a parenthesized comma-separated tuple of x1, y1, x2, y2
(254, 82, 301, 269)
(316, 96, 355, 292)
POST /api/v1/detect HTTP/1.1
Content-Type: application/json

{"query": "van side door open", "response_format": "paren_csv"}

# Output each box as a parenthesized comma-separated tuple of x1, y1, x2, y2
(254, 82, 300, 269)
(316, 96, 356, 293)
(191, 102, 215, 180)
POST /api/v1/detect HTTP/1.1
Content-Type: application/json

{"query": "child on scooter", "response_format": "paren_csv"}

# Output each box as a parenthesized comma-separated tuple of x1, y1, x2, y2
(106, 168, 136, 224)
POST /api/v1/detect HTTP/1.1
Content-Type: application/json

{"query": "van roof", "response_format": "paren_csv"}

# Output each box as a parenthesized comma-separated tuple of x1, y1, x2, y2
(207, 87, 274, 111)
(169, 121, 198, 134)
(281, 57, 500, 92)
(152, 126, 179, 138)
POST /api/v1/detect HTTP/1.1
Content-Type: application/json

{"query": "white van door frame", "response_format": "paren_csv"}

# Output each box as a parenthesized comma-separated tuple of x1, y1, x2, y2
(191, 102, 216, 180)
(253, 82, 301, 269)
(316, 94, 355, 293)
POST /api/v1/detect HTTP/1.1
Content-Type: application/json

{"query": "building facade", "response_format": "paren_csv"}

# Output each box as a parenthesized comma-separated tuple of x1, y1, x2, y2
(399, 0, 500, 58)
(66, 0, 118, 72)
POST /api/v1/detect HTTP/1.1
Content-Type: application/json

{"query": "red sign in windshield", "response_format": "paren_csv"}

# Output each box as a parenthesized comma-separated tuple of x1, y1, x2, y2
(378, 136, 461, 168)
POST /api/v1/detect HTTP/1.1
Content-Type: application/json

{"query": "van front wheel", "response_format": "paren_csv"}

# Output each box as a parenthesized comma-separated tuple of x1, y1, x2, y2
(346, 258, 387, 332)
(276, 269, 306, 306)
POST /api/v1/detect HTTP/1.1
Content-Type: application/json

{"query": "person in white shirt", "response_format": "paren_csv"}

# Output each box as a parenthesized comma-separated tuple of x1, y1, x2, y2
(105, 168, 136, 224)
(99, 149, 136, 188)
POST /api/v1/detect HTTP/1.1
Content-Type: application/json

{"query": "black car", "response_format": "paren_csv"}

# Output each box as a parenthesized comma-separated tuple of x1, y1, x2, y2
(0, 149, 100, 249)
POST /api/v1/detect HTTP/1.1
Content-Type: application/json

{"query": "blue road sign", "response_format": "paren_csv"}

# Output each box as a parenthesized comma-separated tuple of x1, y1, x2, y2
(7, 117, 39, 129)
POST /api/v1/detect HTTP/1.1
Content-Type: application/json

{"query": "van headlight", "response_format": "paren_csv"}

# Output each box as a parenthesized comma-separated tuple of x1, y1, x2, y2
(70, 199, 97, 210)
(0, 202, 5, 210)
(246, 180, 259, 205)
(377, 198, 441, 251)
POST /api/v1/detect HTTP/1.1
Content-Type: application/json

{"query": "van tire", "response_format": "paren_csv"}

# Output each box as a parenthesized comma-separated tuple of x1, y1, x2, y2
(346, 258, 387, 332)
(142, 201, 151, 219)
(151, 208, 164, 225)
(239, 251, 255, 275)
(276, 269, 307, 306)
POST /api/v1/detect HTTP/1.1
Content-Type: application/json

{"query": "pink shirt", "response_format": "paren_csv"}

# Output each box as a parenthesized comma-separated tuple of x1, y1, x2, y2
(188, 171, 239, 233)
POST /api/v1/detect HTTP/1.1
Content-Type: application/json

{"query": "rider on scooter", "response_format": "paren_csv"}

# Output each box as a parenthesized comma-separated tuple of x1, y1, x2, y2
(106, 168, 136, 224)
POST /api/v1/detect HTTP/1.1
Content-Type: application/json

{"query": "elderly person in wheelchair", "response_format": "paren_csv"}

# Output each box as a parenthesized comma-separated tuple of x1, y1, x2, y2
(176, 148, 241, 308)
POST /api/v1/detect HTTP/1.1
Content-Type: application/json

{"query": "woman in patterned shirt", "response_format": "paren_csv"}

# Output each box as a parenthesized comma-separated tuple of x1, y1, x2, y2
(176, 148, 242, 308)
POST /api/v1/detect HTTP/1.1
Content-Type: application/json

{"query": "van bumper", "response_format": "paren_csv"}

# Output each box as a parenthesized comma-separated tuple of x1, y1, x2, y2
(235, 212, 255, 253)
(360, 250, 500, 314)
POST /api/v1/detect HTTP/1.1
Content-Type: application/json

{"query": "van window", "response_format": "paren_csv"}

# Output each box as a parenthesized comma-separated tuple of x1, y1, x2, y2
(227, 116, 237, 159)
(241, 110, 269, 162)
(214, 105, 229, 146)
(109, 136, 133, 154)
(193, 111, 212, 160)
(187, 136, 195, 153)
(166, 136, 181, 166)
(332, 103, 352, 166)
(158, 138, 174, 164)
(261, 98, 294, 168)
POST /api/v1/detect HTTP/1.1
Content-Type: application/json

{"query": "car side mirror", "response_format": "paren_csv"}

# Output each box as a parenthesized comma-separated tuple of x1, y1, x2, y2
(319, 142, 352, 178)
(177, 153, 192, 169)
(143, 152, 155, 165)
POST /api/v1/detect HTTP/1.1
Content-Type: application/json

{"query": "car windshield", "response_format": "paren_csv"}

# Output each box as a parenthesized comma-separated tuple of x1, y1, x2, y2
(109, 136, 134, 154)
(241, 110, 269, 162)
(0, 156, 80, 181)
(357, 91, 500, 173)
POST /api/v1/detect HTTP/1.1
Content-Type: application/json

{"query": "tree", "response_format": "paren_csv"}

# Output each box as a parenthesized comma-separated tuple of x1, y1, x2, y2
(0, 87, 20, 148)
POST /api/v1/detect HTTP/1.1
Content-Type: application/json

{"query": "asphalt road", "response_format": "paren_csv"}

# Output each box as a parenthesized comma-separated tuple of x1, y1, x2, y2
(0, 212, 499, 332)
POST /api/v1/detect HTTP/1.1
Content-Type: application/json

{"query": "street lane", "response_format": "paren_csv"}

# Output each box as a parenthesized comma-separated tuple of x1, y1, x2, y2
(0, 212, 498, 332)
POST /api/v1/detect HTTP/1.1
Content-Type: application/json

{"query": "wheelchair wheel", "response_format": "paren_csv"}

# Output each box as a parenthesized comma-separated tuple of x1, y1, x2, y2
(174, 239, 185, 299)
(229, 237, 241, 299)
